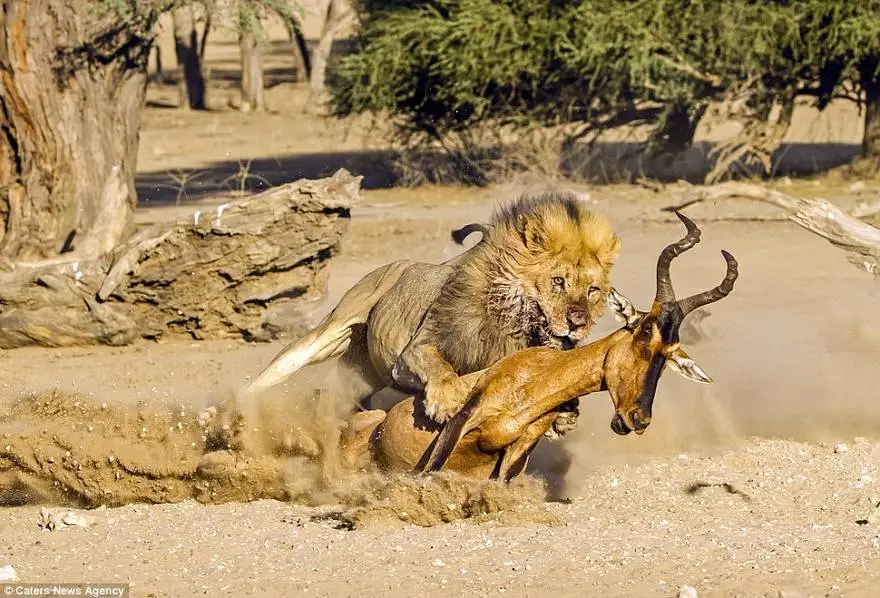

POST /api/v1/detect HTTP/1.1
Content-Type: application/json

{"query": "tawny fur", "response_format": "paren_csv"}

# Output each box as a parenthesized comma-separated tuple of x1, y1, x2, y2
(242, 190, 621, 438)
(339, 214, 738, 483)
(422, 191, 622, 375)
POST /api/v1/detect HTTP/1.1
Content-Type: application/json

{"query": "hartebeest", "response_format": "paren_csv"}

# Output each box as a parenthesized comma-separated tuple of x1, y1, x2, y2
(339, 212, 738, 482)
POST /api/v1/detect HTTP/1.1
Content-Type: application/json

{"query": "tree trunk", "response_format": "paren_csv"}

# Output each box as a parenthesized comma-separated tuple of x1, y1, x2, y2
(172, 5, 207, 110)
(649, 100, 708, 158)
(862, 73, 880, 160)
(0, 1, 153, 260)
(239, 31, 265, 113)
(283, 15, 311, 82)
(0, 170, 362, 349)
(308, 0, 354, 113)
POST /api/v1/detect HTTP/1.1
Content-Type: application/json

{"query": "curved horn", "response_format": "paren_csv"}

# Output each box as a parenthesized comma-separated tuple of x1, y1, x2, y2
(677, 250, 739, 316)
(655, 211, 702, 304)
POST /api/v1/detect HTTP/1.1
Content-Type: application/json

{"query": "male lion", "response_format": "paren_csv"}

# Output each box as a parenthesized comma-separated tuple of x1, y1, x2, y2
(243, 190, 621, 434)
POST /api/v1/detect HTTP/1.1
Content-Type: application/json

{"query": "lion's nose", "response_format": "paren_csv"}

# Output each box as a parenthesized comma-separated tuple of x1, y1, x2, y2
(567, 306, 588, 328)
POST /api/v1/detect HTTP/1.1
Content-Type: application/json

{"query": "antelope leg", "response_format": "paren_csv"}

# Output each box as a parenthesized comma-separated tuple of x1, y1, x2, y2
(495, 412, 557, 482)
(478, 388, 579, 453)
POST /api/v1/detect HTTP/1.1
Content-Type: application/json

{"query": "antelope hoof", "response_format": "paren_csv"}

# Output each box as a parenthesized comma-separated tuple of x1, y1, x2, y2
(610, 413, 632, 436)
(423, 374, 471, 424)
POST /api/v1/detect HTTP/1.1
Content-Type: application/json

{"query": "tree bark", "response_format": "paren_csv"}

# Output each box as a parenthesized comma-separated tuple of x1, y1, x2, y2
(283, 15, 311, 82)
(308, 0, 354, 113)
(0, 1, 154, 260)
(171, 5, 207, 110)
(239, 30, 265, 113)
(861, 70, 880, 160)
(649, 100, 708, 158)
(0, 170, 362, 349)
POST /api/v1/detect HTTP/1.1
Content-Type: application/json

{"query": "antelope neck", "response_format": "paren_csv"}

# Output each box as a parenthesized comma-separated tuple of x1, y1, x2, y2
(558, 328, 632, 397)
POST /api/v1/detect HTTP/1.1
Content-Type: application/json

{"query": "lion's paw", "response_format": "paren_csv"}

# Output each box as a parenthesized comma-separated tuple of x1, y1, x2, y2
(423, 374, 471, 424)
(545, 409, 580, 439)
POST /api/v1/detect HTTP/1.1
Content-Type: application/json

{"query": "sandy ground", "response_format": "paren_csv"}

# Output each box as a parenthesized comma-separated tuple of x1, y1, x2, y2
(3, 19, 880, 598)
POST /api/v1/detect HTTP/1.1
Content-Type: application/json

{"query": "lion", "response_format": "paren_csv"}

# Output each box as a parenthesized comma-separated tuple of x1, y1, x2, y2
(241, 190, 622, 435)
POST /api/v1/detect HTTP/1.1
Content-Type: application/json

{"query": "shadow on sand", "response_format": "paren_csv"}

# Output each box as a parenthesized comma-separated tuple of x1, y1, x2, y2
(135, 139, 861, 206)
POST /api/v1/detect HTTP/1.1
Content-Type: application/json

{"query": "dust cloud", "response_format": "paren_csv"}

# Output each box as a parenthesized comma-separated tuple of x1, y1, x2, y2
(0, 360, 554, 529)
(536, 220, 880, 497)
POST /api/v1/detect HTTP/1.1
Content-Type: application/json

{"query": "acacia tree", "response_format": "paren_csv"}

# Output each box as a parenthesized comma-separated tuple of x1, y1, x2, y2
(330, 0, 880, 182)
(0, 0, 167, 260)
(793, 2, 880, 162)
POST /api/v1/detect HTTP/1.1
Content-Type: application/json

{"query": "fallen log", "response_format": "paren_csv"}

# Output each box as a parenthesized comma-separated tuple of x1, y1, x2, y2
(664, 182, 880, 278)
(0, 169, 361, 349)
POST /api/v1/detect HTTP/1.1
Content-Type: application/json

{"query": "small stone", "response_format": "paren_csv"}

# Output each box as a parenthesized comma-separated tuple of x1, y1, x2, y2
(864, 502, 880, 525)
(0, 565, 18, 582)
(432, 559, 444, 568)
(677, 585, 698, 598)
(833, 443, 848, 454)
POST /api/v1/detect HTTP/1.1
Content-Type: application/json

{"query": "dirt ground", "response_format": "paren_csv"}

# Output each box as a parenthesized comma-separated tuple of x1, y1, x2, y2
(3, 19, 880, 598)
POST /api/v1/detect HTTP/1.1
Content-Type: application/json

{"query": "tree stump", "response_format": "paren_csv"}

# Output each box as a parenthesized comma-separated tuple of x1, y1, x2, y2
(0, 170, 362, 349)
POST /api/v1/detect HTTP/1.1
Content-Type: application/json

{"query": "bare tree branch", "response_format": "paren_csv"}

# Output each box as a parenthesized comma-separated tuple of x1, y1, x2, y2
(664, 182, 880, 277)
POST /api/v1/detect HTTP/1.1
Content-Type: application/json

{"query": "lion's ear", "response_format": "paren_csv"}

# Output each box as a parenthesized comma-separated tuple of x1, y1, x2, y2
(596, 234, 622, 269)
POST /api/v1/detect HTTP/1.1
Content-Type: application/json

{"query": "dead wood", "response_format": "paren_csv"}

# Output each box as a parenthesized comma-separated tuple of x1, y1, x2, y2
(665, 182, 880, 277)
(0, 170, 361, 349)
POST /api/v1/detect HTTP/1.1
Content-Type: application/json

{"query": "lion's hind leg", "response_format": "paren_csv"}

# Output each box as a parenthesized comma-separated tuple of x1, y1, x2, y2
(244, 261, 413, 396)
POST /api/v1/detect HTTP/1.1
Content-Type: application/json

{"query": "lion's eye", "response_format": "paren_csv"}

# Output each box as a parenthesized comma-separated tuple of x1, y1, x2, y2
(587, 286, 600, 298)
(552, 276, 565, 289)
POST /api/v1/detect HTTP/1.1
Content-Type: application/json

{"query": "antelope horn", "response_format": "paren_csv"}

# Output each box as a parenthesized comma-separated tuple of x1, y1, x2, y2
(676, 250, 739, 316)
(655, 211, 702, 304)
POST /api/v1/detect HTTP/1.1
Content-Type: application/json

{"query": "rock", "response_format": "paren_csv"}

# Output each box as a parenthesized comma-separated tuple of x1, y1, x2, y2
(833, 443, 848, 454)
(38, 508, 93, 531)
(677, 585, 698, 598)
(0, 565, 17, 582)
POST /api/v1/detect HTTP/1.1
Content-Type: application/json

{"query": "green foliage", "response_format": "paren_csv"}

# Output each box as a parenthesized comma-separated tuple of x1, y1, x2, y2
(98, 0, 305, 43)
(330, 0, 880, 177)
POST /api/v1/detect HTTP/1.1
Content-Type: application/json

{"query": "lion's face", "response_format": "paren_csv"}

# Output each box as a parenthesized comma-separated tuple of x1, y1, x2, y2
(504, 198, 621, 350)
(525, 254, 612, 348)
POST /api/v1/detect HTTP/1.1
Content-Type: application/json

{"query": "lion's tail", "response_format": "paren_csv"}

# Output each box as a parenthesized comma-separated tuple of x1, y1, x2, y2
(450, 223, 490, 245)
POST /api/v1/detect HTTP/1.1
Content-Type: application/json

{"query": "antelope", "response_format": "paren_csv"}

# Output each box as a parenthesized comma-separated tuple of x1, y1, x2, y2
(339, 212, 738, 482)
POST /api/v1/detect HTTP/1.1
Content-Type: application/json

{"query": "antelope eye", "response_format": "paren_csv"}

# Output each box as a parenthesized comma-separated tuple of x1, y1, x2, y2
(552, 276, 565, 289)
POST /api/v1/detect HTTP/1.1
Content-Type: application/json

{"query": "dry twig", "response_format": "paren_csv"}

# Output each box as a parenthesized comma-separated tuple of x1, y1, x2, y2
(664, 182, 880, 277)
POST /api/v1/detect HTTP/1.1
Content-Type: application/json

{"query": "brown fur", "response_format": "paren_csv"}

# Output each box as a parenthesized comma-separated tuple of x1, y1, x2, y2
(242, 190, 621, 441)
(339, 216, 738, 483)
(421, 191, 622, 376)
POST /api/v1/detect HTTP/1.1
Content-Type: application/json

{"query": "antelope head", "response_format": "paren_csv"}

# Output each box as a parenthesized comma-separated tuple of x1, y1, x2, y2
(603, 211, 738, 436)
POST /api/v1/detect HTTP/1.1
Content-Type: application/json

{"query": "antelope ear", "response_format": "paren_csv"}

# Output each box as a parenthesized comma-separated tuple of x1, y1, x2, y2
(666, 347, 713, 384)
(608, 287, 642, 328)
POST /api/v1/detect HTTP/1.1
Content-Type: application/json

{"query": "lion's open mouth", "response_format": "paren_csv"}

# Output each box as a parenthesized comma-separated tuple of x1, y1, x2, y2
(528, 304, 576, 350)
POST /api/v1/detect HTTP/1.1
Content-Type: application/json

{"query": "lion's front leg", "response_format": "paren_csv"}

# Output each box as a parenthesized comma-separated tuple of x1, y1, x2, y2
(544, 398, 580, 439)
(392, 342, 470, 424)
